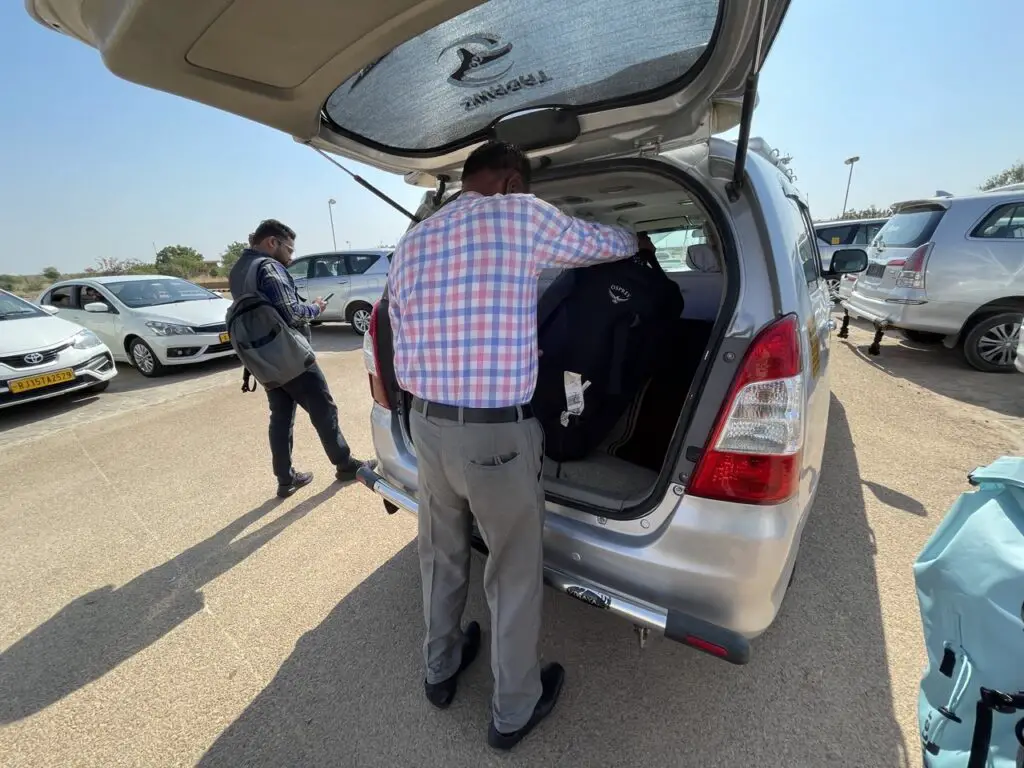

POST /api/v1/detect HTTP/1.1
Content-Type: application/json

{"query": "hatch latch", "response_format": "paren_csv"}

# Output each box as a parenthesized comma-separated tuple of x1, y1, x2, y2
(634, 136, 663, 158)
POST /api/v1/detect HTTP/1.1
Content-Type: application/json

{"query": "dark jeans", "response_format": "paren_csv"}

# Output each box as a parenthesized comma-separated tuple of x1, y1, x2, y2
(266, 363, 351, 484)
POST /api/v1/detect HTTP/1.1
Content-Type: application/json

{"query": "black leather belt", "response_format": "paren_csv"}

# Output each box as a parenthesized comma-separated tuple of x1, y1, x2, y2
(412, 397, 533, 424)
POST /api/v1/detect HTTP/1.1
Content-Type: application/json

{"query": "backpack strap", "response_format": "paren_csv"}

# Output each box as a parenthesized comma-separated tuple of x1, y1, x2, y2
(966, 689, 1024, 768)
(242, 256, 273, 296)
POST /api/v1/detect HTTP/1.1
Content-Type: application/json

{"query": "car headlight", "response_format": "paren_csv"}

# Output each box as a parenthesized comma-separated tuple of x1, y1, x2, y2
(145, 321, 195, 336)
(71, 330, 103, 349)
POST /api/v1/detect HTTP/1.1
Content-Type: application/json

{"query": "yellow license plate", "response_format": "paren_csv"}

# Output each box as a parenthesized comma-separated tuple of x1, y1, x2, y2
(218, 332, 230, 343)
(9, 368, 75, 394)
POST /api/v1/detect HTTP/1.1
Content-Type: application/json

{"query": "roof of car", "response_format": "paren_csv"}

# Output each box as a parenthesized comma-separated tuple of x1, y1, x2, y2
(293, 249, 392, 259)
(891, 188, 1024, 210)
(53, 274, 179, 286)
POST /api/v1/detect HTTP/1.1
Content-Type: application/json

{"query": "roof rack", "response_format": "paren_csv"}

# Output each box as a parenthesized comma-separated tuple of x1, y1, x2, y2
(747, 137, 797, 183)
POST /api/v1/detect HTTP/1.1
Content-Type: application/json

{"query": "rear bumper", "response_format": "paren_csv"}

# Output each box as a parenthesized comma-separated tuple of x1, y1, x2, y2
(356, 464, 752, 665)
(842, 292, 957, 335)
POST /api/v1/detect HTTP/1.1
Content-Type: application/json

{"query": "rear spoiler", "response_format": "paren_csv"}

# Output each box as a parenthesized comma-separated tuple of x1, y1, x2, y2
(889, 198, 954, 213)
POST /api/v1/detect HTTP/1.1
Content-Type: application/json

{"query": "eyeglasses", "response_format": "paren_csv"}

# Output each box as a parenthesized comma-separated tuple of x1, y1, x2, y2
(275, 239, 295, 254)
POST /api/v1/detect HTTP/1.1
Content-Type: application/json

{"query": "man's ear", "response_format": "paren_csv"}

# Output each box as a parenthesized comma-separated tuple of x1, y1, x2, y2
(505, 173, 526, 195)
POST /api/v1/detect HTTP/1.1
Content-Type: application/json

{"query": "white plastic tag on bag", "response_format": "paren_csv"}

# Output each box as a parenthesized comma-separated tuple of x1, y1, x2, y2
(564, 372, 586, 415)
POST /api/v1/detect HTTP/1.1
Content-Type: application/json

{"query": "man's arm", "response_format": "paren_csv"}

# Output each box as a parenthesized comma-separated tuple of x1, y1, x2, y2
(528, 197, 639, 269)
(257, 260, 322, 324)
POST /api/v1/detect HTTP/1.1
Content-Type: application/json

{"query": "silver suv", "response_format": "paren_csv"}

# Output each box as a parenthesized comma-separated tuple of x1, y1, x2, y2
(842, 189, 1024, 371)
(285, 250, 391, 335)
(29, 0, 871, 662)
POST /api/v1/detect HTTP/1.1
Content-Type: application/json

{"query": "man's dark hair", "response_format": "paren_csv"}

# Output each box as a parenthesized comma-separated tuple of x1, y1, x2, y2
(251, 219, 296, 244)
(461, 141, 531, 187)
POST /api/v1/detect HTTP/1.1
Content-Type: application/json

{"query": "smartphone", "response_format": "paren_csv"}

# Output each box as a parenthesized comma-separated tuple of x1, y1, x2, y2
(323, 293, 335, 302)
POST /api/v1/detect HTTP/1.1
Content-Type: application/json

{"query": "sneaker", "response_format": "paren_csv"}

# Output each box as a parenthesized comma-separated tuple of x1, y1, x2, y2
(277, 470, 314, 498)
(424, 621, 482, 709)
(487, 662, 565, 751)
(336, 457, 377, 483)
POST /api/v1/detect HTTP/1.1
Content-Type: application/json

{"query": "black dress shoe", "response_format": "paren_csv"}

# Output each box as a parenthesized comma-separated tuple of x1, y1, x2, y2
(424, 621, 481, 709)
(336, 457, 377, 483)
(276, 470, 313, 498)
(487, 662, 565, 751)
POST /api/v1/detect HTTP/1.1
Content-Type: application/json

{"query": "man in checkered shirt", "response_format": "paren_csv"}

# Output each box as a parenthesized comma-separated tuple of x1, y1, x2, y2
(388, 141, 639, 749)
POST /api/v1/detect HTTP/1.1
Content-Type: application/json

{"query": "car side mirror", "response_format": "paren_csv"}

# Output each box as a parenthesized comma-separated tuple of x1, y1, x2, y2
(84, 302, 110, 313)
(41, 304, 60, 315)
(829, 248, 869, 275)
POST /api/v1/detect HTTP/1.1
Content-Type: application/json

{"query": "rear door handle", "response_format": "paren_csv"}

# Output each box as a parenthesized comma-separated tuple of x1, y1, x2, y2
(337, 280, 349, 284)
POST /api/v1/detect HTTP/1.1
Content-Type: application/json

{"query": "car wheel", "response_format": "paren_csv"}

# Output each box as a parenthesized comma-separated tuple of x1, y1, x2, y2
(86, 380, 110, 394)
(962, 312, 1022, 373)
(901, 329, 944, 345)
(347, 302, 373, 336)
(128, 337, 165, 377)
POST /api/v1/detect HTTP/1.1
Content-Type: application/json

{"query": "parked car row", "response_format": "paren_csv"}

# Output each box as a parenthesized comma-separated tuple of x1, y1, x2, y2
(840, 187, 1024, 372)
(1, 250, 393, 412)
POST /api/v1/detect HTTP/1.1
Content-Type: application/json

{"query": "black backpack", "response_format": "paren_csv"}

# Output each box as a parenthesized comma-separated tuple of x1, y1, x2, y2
(532, 252, 684, 462)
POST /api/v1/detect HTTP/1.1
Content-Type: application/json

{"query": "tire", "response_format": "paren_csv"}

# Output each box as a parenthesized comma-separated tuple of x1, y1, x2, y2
(346, 302, 373, 336)
(826, 277, 841, 303)
(86, 380, 110, 394)
(901, 329, 944, 345)
(127, 337, 165, 377)
(962, 312, 1022, 373)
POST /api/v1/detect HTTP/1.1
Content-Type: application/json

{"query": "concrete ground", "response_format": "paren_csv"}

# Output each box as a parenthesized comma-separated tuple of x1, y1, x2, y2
(1, 320, 1021, 767)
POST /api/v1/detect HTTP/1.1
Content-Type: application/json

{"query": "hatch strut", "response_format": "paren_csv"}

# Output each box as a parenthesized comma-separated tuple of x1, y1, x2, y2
(726, 0, 770, 203)
(307, 144, 422, 223)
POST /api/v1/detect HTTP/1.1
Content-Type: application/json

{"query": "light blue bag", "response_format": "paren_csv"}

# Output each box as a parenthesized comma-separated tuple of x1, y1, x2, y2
(915, 456, 1024, 767)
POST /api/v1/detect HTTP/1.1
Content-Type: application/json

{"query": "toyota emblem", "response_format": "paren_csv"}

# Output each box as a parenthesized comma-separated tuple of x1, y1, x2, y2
(23, 352, 44, 365)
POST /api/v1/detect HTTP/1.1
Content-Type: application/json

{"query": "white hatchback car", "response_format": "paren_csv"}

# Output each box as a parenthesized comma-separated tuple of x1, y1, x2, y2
(0, 288, 116, 409)
(39, 276, 236, 377)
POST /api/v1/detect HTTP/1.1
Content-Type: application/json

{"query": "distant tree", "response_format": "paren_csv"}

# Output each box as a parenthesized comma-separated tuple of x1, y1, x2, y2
(94, 257, 143, 275)
(980, 161, 1024, 191)
(42, 266, 61, 281)
(155, 245, 204, 278)
(0, 275, 17, 291)
(838, 205, 893, 221)
(220, 241, 246, 271)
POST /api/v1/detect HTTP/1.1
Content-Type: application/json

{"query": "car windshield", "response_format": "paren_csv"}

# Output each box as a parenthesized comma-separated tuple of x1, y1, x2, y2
(103, 278, 218, 308)
(874, 207, 946, 249)
(0, 291, 45, 320)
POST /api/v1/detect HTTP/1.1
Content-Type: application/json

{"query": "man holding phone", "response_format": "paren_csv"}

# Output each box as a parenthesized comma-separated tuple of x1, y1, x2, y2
(231, 219, 373, 498)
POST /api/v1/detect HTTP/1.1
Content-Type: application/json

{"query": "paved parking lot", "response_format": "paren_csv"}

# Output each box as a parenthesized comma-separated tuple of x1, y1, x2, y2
(1, 320, 1021, 767)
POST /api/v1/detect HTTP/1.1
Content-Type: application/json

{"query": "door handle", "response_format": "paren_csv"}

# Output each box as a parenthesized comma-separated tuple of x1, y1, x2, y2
(337, 280, 348, 284)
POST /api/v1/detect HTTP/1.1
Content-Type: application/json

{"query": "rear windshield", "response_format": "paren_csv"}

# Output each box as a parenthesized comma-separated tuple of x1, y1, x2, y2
(324, 0, 722, 152)
(874, 207, 946, 249)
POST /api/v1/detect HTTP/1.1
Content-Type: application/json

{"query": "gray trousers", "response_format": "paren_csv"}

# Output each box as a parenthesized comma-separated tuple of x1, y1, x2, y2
(410, 408, 545, 733)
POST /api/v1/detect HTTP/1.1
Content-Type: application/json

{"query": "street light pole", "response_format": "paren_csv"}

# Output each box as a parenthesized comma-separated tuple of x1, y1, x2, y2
(842, 156, 860, 217)
(327, 198, 337, 250)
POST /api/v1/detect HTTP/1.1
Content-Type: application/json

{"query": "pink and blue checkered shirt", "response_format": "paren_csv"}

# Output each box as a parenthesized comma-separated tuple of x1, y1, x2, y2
(388, 192, 638, 408)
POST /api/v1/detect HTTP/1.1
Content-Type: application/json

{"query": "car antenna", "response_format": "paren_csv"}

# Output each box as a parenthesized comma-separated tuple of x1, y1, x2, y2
(306, 143, 422, 224)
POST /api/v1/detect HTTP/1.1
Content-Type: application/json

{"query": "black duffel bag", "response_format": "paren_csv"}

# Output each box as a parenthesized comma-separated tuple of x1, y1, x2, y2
(532, 250, 684, 462)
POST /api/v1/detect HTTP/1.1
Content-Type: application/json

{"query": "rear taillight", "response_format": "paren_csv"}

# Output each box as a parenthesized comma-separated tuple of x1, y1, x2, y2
(688, 315, 803, 505)
(363, 301, 391, 409)
(895, 243, 932, 289)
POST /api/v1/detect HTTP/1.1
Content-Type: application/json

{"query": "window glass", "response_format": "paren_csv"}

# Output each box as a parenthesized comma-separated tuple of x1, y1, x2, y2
(45, 285, 77, 308)
(0, 291, 45, 319)
(816, 225, 854, 246)
(876, 207, 946, 248)
(972, 203, 1024, 239)
(104, 278, 217, 308)
(287, 259, 310, 279)
(646, 227, 710, 272)
(324, 0, 721, 150)
(347, 253, 381, 275)
(309, 255, 346, 278)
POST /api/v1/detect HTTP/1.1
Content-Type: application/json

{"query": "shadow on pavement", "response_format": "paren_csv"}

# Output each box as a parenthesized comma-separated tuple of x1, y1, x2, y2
(110, 356, 242, 394)
(863, 479, 927, 517)
(310, 324, 364, 355)
(0, 484, 342, 725)
(840, 318, 1023, 419)
(0, 390, 101, 433)
(198, 394, 908, 768)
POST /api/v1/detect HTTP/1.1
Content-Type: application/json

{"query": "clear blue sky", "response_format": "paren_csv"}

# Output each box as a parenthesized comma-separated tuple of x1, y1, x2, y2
(2, 1, 1021, 274)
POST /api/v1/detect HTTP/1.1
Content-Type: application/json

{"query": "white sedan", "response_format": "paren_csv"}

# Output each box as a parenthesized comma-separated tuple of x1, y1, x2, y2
(0, 288, 117, 409)
(39, 275, 236, 377)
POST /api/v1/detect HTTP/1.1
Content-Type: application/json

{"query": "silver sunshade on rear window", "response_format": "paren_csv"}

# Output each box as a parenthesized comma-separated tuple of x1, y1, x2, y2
(324, 0, 722, 152)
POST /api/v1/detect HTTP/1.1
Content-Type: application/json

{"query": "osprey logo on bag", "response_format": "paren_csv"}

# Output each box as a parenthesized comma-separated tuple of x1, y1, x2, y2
(609, 284, 631, 304)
